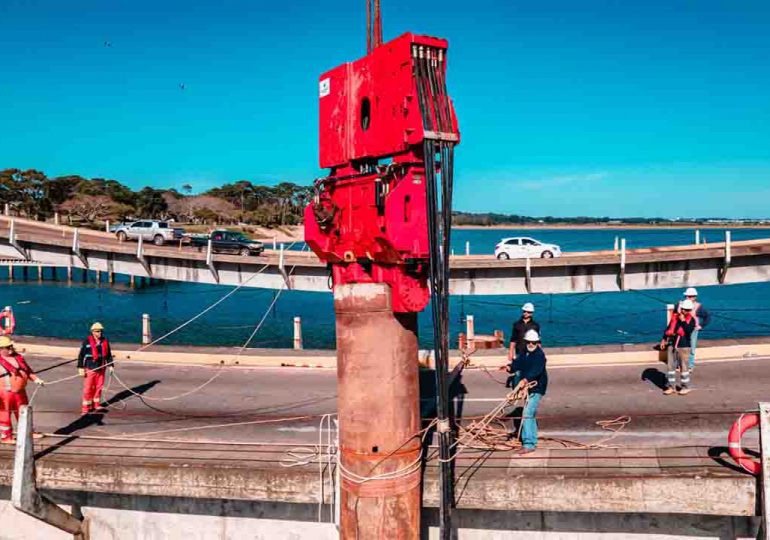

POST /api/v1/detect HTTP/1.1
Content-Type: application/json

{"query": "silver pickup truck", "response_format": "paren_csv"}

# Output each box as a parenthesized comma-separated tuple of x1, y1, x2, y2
(114, 220, 185, 246)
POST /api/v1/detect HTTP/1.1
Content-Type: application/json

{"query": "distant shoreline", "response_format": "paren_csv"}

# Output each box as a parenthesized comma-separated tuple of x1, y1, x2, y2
(453, 223, 770, 230)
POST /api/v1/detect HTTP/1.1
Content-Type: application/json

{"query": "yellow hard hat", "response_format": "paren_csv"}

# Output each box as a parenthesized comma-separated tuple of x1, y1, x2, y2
(0, 336, 14, 348)
(90, 322, 104, 331)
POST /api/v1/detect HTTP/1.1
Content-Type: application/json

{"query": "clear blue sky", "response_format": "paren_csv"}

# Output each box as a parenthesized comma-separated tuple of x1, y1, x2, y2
(1, 0, 769, 218)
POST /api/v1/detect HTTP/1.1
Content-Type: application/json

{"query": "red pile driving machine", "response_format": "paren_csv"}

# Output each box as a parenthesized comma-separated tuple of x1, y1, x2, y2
(304, 32, 460, 313)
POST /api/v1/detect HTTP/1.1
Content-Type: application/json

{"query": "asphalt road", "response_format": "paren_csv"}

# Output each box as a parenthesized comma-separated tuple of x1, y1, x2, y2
(21, 353, 768, 449)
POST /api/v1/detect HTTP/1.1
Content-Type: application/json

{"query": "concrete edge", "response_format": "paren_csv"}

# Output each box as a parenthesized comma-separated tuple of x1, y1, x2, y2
(15, 340, 770, 371)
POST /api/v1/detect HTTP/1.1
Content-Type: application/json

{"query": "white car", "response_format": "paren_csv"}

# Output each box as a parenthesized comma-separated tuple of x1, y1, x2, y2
(494, 237, 562, 259)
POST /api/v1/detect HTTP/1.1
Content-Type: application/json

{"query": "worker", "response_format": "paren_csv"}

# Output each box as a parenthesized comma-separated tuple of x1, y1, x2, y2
(77, 322, 114, 414)
(660, 299, 697, 395)
(680, 287, 710, 371)
(503, 329, 548, 455)
(508, 302, 540, 362)
(0, 336, 44, 444)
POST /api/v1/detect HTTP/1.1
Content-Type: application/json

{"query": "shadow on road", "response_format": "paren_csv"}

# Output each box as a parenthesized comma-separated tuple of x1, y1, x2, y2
(641, 368, 668, 390)
(34, 380, 161, 459)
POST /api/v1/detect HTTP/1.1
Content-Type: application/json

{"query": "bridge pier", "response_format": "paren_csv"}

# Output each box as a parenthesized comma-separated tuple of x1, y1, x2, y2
(95, 270, 101, 285)
(66, 266, 73, 283)
(7, 264, 13, 283)
(37, 265, 43, 282)
(108, 272, 115, 285)
(129, 275, 135, 288)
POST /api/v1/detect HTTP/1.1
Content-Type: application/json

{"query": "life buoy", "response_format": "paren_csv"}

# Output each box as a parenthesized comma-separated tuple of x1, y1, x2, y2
(728, 413, 761, 475)
(0, 307, 15, 335)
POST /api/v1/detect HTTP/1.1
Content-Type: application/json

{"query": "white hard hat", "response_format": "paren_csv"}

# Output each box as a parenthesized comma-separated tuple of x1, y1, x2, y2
(684, 287, 698, 297)
(681, 299, 695, 310)
(524, 329, 540, 342)
(522, 302, 535, 313)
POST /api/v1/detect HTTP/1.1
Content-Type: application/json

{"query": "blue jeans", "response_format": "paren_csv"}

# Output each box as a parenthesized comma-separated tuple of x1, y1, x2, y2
(521, 392, 543, 449)
(689, 329, 699, 370)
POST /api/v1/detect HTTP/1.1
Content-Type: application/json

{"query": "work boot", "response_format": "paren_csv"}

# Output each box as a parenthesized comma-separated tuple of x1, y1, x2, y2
(663, 386, 676, 395)
(678, 385, 691, 396)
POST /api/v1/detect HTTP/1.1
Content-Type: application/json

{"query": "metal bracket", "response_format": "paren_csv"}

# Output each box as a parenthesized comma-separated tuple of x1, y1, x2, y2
(206, 239, 219, 283)
(8, 219, 30, 260)
(618, 238, 626, 291)
(278, 243, 291, 289)
(136, 235, 152, 276)
(524, 257, 532, 293)
(719, 231, 731, 284)
(759, 402, 770, 540)
(12, 406, 89, 539)
(71, 229, 89, 268)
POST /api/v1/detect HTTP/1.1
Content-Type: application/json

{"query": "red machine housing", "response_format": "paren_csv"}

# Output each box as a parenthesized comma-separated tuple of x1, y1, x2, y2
(305, 32, 459, 313)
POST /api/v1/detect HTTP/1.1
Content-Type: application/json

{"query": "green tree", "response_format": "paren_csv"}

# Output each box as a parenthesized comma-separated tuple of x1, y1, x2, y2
(135, 187, 168, 218)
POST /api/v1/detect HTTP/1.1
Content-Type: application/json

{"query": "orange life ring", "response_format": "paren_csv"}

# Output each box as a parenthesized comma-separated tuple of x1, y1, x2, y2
(0, 309, 15, 335)
(728, 413, 761, 475)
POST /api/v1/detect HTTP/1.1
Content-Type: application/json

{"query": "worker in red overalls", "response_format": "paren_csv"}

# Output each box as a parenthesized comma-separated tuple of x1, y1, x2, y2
(77, 322, 113, 414)
(0, 336, 45, 444)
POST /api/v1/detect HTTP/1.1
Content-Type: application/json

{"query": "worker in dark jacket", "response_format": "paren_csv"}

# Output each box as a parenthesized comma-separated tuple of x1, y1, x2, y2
(77, 322, 113, 414)
(508, 302, 540, 361)
(660, 299, 697, 395)
(504, 329, 548, 454)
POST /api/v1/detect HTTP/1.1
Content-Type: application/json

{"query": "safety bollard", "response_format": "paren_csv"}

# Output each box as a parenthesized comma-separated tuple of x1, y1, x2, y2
(465, 241, 470, 256)
(293, 316, 303, 350)
(466, 314, 475, 342)
(142, 314, 152, 345)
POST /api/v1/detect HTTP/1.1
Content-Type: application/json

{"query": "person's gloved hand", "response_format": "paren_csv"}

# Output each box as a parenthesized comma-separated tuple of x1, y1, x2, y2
(34, 378, 45, 386)
(108, 366, 114, 374)
(78, 368, 85, 377)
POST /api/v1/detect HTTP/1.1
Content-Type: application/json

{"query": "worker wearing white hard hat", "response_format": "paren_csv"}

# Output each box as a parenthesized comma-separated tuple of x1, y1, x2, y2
(501, 327, 548, 455)
(507, 302, 540, 362)
(660, 298, 697, 395)
(77, 322, 114, 414)
(679, 287, 709, 371)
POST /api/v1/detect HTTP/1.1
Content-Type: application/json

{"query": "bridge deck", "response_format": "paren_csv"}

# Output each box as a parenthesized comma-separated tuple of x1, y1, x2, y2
(2, 216, 770, 294)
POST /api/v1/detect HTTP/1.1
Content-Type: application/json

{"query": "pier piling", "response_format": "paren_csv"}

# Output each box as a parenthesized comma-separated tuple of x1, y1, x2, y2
(335, 283, 420, 539)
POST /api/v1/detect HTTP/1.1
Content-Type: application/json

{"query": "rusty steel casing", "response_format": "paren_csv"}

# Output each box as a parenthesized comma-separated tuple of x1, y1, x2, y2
(334, 283, 421, 539)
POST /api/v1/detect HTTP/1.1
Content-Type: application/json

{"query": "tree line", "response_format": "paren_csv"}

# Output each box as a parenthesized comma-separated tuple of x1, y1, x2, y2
(0, 168, 313, 227)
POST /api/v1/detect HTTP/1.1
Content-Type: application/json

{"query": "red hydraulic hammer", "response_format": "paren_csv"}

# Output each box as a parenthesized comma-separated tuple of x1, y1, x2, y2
(305, 32, 459, 539)
(305, 32, 459, 313)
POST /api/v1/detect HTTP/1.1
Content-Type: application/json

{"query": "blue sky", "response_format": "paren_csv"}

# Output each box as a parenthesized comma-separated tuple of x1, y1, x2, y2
(1, 0, 768, 217)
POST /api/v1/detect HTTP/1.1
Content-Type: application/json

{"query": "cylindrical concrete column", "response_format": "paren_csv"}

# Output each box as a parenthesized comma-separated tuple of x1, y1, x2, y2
(293, 316, 303, 350)
(142, 314, 152, 345)
(695, 229, 700, 245)
(7, 265, 13, 283)
(335, 283, 420, 540)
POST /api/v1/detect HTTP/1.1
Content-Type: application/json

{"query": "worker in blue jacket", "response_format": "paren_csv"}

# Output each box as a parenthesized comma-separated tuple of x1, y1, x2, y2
(503, 329, 548, 455)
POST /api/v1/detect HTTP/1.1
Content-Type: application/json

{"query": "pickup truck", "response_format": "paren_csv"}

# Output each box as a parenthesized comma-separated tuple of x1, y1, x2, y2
(189, 230, 265, 256)
(114, 220, 185, 246)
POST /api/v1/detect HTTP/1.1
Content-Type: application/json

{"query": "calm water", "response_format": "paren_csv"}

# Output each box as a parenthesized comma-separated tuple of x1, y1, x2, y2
(3, 227, 770, 350)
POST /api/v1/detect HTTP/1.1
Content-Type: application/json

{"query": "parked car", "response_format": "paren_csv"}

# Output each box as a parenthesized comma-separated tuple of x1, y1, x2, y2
(189, 230, 264, 256)
(494, 237, 562, 259)
(114, 220, 185, 246)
